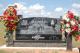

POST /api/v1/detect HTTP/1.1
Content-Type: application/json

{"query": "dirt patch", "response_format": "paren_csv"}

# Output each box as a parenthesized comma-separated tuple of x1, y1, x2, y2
(0, 48, 79, 53)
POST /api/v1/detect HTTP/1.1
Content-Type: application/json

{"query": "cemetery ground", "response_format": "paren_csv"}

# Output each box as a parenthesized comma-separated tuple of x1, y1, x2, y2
(0, 48, 79, 53)
(0, 21, 6, 46)
(0, 21, 79, 53)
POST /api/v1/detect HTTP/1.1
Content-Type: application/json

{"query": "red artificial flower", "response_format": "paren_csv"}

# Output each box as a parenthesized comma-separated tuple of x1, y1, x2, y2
(9, 26, 16, 31)
(3, 16, 16, 21)
(71, 25, 78, 31)
(6, 21, 16, 31)
(67, 11, 74, 19)
(7, 16, 15, 21)
(6, 21, 16, 27)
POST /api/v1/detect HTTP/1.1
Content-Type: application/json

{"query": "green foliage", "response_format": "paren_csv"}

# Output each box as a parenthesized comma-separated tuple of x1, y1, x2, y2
(72, 31, 79, 37)
(74, 16, 79, 21)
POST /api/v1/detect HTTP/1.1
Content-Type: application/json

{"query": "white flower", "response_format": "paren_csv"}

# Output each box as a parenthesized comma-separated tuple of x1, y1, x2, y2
(70, 20, 76, 26)
(66, 23, 70, 27)
(65, 28, 71, 33)
(66, 18, 70, 22)
(62, 15, 70, 22)
(62, 15, 66, 19)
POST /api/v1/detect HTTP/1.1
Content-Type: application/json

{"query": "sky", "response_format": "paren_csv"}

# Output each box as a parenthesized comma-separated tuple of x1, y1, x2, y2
(0, 0, 80, 18)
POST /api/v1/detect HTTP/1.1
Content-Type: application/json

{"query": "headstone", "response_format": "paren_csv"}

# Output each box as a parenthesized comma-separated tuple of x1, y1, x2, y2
(16, 17, 62, 40)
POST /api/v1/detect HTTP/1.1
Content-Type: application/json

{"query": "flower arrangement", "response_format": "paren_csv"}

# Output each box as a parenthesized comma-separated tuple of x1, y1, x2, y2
(3, 6, 18, 31)
(61, 11, 80, 41)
